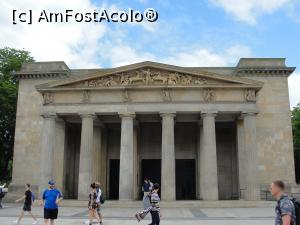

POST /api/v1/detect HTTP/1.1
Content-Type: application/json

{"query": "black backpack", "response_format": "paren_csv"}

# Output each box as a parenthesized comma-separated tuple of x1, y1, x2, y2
(100, 195, 105, 204)
(292, 198, 300, 225)
(0, 188, 4, 198)
(278, 198, 300, 225)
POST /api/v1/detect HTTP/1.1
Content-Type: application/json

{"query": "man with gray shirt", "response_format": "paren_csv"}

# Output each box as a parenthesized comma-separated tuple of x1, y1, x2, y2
(270, 180, 296, 225)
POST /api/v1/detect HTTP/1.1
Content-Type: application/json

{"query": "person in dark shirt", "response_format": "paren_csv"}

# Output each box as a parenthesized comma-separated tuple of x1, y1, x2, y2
(14, 184, 37, 225)
(142, 178, 151, 209)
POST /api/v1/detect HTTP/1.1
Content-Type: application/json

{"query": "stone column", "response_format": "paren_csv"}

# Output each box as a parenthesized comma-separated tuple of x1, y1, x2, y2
(78, 114, 94, 200)
(161, 113, 176, 201)
(243, 112, 260, 200)
(119, 113, 135, 200)
(133, 121, 139, 200)
(53, 118, 66, 192)
(237, 117, 246, 199)
(39, 114, 56, 196)
(196, 121, 202, 200)
(200, 112, 219, 200)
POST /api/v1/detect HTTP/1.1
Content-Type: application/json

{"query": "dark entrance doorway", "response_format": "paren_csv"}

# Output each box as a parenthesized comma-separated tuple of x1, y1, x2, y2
(141, 159, 161, 198)
(176, 159, 196, 200)
(64, 124, 80, 199)
(109, 159, 120, 200)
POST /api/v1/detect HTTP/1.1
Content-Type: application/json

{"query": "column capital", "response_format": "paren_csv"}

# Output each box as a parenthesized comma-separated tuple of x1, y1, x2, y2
(119, 112, 136, 118)
(240, 110, 258, 118)
(79, 113, 96, 119)
(201, 110, 218, 117)
(41, 113, 57, 119)
(160, 112, 176, 118)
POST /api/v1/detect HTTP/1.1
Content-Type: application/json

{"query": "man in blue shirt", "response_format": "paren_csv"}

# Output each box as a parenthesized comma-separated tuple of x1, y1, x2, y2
(40, 181, 62, 225)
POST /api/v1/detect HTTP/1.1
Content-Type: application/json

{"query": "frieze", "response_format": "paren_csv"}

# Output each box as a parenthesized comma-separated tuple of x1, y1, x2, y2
(80, 69, 209, 88)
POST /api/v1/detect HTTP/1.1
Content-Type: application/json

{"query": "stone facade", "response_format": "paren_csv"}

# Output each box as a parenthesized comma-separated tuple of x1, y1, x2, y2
(9, 58, 296, 201)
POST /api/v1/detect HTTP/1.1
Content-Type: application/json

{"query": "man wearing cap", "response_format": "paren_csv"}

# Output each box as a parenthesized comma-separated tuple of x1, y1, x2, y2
(40, 181, 62, 225)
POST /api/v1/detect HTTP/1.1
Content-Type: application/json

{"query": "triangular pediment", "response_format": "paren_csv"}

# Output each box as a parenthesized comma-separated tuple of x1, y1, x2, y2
(36, 61, 263, 90)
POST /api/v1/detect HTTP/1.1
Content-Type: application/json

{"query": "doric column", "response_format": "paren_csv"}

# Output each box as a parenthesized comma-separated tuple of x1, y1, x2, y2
(53, 118, 66, 192)
(39, 113, 56, 195)
(78, 114, 95, 200)
(237, 117, 246, 199)
(242, 112, 260, 200)
(161, 112, 176, 201)
(200, 112, 219, 200)
(119, 113, 135, 200)
(196, 121, 202, 200)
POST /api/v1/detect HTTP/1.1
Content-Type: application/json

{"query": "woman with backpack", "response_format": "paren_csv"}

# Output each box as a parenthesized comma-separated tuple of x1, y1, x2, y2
(14, 184, 38, 225)
(87, 183, 101, 225)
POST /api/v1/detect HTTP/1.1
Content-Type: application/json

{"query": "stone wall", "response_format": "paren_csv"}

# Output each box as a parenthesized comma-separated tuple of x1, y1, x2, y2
(10, 78, 51, 196)
(246, 75, 295, 187)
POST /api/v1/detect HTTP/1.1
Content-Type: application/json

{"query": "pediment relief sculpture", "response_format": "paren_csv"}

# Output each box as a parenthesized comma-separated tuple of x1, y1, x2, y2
(71, 69, 211, 88)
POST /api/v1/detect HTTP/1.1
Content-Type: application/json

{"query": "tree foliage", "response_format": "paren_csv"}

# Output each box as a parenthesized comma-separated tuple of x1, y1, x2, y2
(293, 103, 300, 152)
(0, 47, 34, 182)
(292, 102, 300, 183)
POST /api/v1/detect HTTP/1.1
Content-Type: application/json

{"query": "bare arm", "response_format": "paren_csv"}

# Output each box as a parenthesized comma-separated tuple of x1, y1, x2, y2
(40, 199, 44, 207)
(282, 215, 292, 225)
(15, 195, 25, 203)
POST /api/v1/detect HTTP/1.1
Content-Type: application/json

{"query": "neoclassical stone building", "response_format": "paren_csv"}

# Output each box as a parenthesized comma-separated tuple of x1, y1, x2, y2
(10, 58, 296, 201)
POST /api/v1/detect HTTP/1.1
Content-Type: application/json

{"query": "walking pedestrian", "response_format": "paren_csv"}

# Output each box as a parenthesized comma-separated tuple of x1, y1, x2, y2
(142, 178, 150, 209)
(85, 182, 103, 225)
(95, 182, 103, 224)
(87, 183, 101, 225)
(0, 183, 7, 209)
(14, 184, 38, 225)
(270, 180, 296, 225)
(40, 181, 63, 225)
(135, 183, 161, 224)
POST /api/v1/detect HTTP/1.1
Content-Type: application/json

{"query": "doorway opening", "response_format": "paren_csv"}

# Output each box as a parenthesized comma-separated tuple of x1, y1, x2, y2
(109, 159, 120, 200)
(176, 159, 196, 200)
(141, 159, 161, 198)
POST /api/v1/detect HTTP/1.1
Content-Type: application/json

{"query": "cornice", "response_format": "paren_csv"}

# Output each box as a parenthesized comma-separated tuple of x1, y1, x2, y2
(234, 67, 295, 77)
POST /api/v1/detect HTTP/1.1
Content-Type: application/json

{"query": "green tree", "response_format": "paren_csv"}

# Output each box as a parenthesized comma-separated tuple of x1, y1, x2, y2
(0, 47, 34, 182)
(292, 102, 300, 183)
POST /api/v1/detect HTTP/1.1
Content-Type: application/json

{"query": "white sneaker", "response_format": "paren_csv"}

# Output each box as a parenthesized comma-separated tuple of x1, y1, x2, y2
(84, 220, 90, 225)
(32, 220, 38, 225)
(13, 220, 20, 225)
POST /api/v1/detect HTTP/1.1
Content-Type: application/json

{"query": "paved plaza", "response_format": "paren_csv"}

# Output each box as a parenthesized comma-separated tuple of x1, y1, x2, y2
(0, 202, 277, 225)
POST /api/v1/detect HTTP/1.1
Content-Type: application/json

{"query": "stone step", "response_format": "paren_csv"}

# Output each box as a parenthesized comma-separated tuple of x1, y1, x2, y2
(58, 200, 275, 208)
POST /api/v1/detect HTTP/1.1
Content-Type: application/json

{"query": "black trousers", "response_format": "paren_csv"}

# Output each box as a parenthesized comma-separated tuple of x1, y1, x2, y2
(149, 211, 160, 225)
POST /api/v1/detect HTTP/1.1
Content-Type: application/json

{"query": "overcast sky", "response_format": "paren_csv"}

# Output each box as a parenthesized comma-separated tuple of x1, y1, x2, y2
(0, 0, 299, 108)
